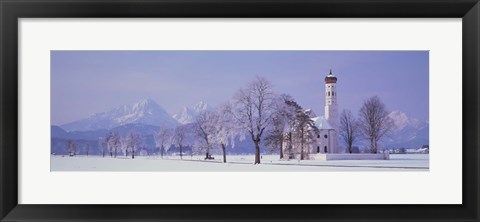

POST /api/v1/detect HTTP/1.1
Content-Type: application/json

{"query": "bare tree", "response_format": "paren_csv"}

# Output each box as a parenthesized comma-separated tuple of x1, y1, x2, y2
(103, 132, 115, 157)
(108, 131, 121, 158)
(231, 77, 276, 164)
(193, 110, 218, 160)
(358, 96, 395, 153)
(212, 102, 241, 163)
(340, 109, 360, 153)
(84, 143, 91, 156)
(99, 138, 108, 157)
(65, 139, 77, 156)
(121, 136, 128, 157)
(172, 125, 188, 160)
(154, 126, 172, 159)
(124, 131, 143, 159)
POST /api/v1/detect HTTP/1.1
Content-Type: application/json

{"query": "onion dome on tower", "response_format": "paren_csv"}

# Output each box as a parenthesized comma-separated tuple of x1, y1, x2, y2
(324, 68, 337, 84)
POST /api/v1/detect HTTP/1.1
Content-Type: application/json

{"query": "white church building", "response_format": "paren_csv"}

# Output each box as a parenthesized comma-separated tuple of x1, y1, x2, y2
(283, 68, 389, 160)
(315, 68, 341, 154)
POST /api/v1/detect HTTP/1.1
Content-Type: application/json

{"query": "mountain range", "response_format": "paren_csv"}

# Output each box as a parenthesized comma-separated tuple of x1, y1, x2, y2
(60, 99, 178, 132)
(384, 111, 429, 148)
(172, 101, 211, 124)
(52, 100, 220, 155)
(52, 99, 429, 155)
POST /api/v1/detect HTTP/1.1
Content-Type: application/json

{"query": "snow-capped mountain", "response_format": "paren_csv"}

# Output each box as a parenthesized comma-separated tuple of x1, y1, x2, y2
(60, 99, 178, 132)
(385, 111, 429, 148)
(172, 101, 211, 124)
(388, 111, 426, 131)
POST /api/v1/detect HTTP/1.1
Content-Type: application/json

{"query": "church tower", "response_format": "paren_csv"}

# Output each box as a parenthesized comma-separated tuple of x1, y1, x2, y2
(324, 68, 339, 153)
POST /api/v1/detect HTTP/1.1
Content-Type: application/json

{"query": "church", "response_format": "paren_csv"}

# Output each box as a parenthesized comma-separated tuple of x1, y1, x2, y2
(282, 68, 390, 161)
(315, 68, 341, 154)
(283, 68, 341, 160)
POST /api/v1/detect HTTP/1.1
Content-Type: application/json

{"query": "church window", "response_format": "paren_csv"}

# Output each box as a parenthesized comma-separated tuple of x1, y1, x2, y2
(317, 146, 320, 153)
(324, 134, 328, 139)
(332, 92, 334, 96)
(328, 92, 330, 96)
(324, 146, 328, 153)
(317, 135, 320, 138)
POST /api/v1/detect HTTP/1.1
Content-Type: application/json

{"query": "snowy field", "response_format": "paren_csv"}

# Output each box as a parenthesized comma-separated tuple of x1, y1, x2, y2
(51, 154, 429, 172)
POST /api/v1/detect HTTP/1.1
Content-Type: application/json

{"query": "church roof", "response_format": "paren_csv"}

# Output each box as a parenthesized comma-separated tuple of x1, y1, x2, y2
(325, 68, 337, 83)
(304, 109, 317, 118)
(311, 116, 334, 130)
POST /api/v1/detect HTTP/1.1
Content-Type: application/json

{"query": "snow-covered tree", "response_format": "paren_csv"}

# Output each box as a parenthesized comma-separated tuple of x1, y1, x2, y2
(212, 102, 242, 163)
(84, 143, 91, 156)
(358, 96, 395, 153)
(280, 98, 304, 159)
(65, 139, 77, 156)
(193, 110, 218, 160)
(231, 76, 276, 164)
(292, 109, 317, 160)
(99, 138, 108, 157)
(264, 94, 297, 159)
(108, 131, 121, 158)
(124, 131, 143, 159)
(340, 109, 360, 153)
(154, 126, 172, 159)
(103, 132, 115, 157)
(121, 136, 131, 157)
(172, 125, 189, 160)
(264, 117, 285, 157)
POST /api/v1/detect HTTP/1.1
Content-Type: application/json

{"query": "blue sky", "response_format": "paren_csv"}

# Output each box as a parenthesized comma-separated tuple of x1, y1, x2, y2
(51, 51, 429, 125)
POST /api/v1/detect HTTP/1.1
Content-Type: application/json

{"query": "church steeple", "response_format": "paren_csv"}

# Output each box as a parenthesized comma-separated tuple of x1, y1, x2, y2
(325, 68, 337, 84)
(324, 67, 339, 153)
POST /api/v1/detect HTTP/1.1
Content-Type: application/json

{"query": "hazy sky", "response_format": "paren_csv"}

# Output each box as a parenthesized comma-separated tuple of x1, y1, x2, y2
(51, 51, 429, 125)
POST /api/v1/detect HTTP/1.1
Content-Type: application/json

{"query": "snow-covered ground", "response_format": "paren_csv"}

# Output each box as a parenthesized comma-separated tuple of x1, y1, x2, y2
(51, 154, 429, 172)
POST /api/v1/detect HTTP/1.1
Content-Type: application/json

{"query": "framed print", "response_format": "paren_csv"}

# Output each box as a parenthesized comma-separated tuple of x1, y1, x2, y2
(1, 0, 479, 221)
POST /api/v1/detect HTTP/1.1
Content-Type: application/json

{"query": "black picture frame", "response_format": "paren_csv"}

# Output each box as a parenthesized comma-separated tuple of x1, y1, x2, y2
(1, 0, 479, 221)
